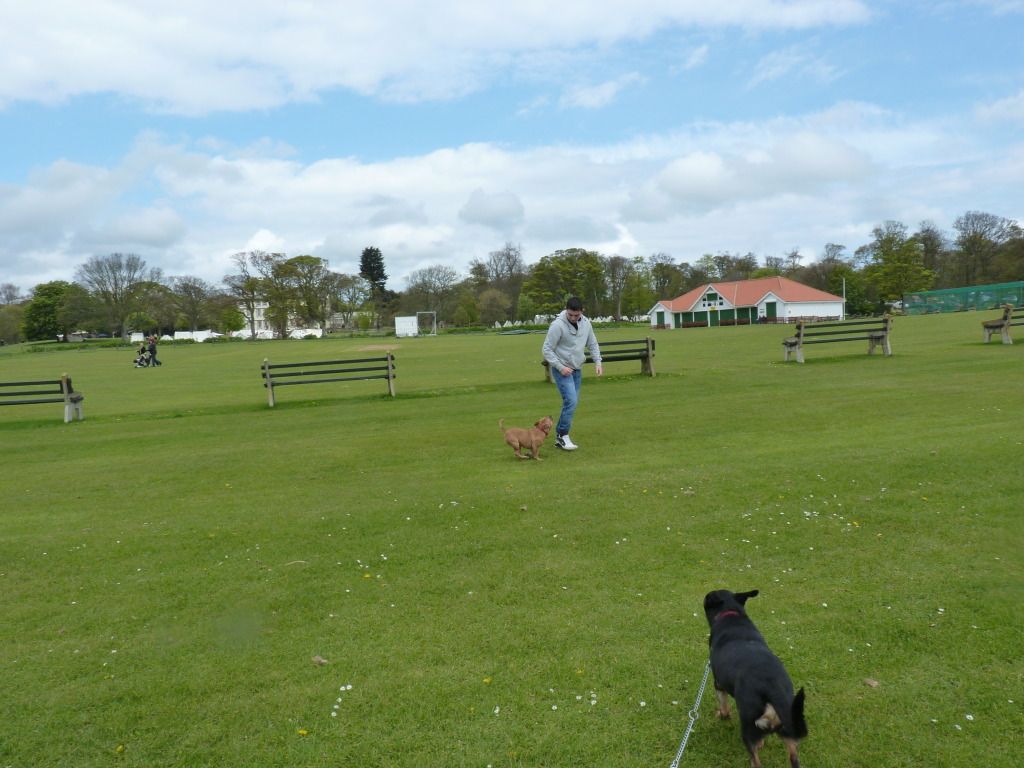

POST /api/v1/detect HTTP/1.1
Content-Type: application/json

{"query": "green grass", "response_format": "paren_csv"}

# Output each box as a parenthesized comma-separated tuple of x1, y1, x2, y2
(1, 316, 1022, 767)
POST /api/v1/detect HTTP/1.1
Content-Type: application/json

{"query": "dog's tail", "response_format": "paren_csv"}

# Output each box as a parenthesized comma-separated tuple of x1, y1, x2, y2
(789, 687, 808, 739)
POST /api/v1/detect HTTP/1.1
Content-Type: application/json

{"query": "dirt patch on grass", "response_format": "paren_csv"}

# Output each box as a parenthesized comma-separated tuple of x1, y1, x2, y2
(358, 344, 399, 352)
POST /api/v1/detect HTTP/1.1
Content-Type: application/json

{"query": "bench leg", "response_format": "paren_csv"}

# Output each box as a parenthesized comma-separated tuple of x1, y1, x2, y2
(1003, 328, 1013, 345)
(796, 347, 804, 363)
(883, 336, 892, 356)
(983, 327, 993, 343)
(64, 401, 84, 422)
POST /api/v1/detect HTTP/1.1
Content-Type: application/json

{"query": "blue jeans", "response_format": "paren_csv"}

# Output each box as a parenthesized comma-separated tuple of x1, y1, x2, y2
(552, 367, 582, 436)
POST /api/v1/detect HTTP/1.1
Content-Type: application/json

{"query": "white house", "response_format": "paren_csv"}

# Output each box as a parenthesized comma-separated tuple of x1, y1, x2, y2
(649, 277, 845, 328)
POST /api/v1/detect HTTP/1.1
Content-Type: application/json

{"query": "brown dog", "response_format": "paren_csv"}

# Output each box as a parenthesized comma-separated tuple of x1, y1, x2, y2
(499, 416, 554, 460)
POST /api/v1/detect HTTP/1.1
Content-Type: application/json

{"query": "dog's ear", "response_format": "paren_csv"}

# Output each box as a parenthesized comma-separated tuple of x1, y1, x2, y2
(735, 590, 759, 604)
(703, 592, 724, 611)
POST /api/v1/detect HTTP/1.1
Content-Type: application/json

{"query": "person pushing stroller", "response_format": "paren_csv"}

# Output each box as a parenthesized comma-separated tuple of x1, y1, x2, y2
(133, 343, 151, 367)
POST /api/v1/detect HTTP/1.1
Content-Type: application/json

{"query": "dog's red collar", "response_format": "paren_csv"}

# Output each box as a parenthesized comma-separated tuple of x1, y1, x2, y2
(714, 610, 741, 623)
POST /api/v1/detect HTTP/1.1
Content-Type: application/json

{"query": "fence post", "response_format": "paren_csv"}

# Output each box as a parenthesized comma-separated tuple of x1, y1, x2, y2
(644, 337, 656, 377)
(263, 359, 276, 407)
(386, 352, 396, 397)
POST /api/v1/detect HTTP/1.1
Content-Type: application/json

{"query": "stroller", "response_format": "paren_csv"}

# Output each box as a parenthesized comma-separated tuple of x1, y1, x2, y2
(133, 345, 151, 367)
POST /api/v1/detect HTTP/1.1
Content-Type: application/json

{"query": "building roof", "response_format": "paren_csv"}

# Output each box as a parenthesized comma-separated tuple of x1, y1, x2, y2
(657, 276, 844, 311)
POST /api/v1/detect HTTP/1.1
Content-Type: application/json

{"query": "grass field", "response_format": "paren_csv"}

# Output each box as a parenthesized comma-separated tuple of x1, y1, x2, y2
(1, 314, 1022, 767)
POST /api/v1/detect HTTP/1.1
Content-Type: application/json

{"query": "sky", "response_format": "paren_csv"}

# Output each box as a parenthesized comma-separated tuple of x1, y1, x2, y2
(1, 0, 1023, 295)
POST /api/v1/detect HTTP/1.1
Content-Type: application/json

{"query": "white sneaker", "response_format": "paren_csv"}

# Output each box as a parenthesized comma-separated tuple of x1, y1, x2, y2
(557, 434, 578, 451)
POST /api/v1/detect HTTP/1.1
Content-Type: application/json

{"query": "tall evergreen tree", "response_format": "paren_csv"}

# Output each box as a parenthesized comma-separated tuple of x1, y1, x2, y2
(359, 247, 388, 294)
(359, 247, 388, 329)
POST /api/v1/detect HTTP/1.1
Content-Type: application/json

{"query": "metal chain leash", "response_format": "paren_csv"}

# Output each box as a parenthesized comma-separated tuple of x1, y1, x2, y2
(669, 660, 711, 768)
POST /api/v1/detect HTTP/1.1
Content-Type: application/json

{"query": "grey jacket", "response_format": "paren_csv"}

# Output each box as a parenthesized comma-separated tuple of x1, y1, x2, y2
(542, 311, 601, 371)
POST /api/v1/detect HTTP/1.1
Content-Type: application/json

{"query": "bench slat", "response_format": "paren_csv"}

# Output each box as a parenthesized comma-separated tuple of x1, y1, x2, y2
(268, 364, 392, 379)
(0, 398, 66, 406)
(265, 357, 389, 369)
(267, 374, 394, 387)
(802, 328, 887, 338)
(0, 380, 65, 389)
(802, 335, 882, 344)
(0, 387, 64, 397)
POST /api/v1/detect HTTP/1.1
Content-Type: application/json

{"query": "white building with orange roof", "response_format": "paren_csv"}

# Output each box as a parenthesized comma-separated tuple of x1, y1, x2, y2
(649, 276, 845, 328)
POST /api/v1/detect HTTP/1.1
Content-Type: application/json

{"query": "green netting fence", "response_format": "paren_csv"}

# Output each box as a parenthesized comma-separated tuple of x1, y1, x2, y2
(903, 281, 1024, 315)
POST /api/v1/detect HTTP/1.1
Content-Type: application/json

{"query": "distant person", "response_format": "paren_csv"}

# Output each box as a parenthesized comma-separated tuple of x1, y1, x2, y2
(541, 296, 602, 451)
(133, 344, 150, 368)
(147, 335, 162, 366)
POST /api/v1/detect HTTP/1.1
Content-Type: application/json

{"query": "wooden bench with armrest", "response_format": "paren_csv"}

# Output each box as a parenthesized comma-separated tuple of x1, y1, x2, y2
(782, 317, 892, 363)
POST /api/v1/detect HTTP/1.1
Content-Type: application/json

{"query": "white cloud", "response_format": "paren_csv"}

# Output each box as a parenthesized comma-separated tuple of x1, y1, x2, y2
(458, 189, 526, 230)
(976, 88, 1024, 124)
(748, 46, 839, 88)
(683, 44, 710, 70)
(2, 98, 1021, 292)
(0, 1, 870, 113)
(560, 73, 644, 109)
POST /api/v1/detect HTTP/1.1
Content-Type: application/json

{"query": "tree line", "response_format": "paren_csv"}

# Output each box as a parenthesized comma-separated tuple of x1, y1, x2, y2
(2, 210, 1021, 344)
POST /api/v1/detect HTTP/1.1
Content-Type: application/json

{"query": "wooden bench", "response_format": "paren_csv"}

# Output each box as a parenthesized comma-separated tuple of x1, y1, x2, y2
(981, 304, 1024, 344)
(782, 316, 892, 363)
(0, 373, 84, 422)
(542, 337, 655, 382)
(261, 354, 395, 407)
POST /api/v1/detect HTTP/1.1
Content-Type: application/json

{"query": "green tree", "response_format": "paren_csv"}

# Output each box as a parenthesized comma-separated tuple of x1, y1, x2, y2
(521, 248, 606, 315)
(250, 252, 297, 338)
(862, 221, 935, 303)
(359, 246, 388, 329)
(451, 289, 480, 327)
(22, 281, 75, 341)
(478, 288, 512, 326)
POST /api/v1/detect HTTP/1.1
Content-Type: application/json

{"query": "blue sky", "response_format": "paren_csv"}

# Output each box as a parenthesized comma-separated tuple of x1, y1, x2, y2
(1, 0, 1022, 293)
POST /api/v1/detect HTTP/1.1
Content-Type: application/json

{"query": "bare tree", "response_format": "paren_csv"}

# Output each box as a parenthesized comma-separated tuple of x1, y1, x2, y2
(0, 283, 21, 305)
(223, 253, 265, 339)
(287, 255, 333, 328)
(332, 274, 371, 329)
(603, 255, 633, 319)
(648, 252, 683, 298)
(171, 276, 215, 332)
(404, 264, 461, 319)
(75, 253, 157, 337)
(953, 211, 1020, 286)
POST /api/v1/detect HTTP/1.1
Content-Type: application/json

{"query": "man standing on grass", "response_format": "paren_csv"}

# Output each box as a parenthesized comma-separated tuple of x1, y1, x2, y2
(542, 296, 602, 451)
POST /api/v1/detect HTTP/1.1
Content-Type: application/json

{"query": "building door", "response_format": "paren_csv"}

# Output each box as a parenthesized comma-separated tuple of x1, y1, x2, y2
(656, 310, 665, 327)
(765, 301, 777, 320)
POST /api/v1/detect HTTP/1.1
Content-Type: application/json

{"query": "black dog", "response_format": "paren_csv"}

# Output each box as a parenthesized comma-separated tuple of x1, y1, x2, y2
(703, 589, 807, 768)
